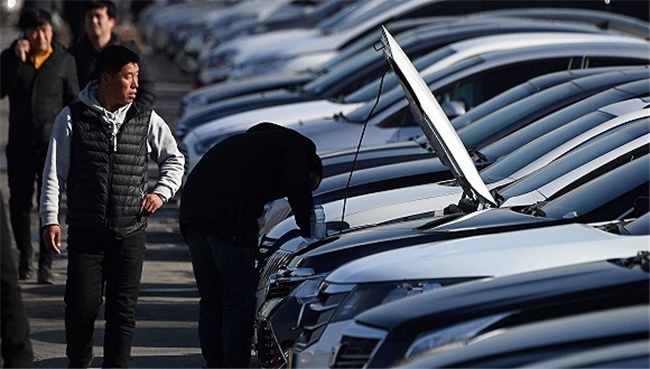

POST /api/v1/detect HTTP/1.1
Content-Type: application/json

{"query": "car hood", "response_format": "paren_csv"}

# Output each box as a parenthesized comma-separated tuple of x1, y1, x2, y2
(381, 26, 496, 207)
(325, 222, 650, 284)
(290, 208, 550, 274)
(355, 248, 649, 332)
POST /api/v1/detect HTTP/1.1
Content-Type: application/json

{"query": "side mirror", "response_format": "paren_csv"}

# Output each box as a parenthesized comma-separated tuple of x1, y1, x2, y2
(441, 101, 466, 120)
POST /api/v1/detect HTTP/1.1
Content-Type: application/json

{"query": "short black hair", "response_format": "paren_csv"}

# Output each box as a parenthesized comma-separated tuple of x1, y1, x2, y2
(86, 0, 117, 19)
(18, 7, 52, 31)
(96, 45, 140, 80)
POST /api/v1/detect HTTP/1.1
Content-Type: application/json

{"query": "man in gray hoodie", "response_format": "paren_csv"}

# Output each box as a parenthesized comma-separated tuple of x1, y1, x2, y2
(39, 45, 184, 368)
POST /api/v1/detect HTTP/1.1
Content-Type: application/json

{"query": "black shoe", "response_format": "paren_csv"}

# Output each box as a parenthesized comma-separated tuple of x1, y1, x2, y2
(18, 268, 33, 281)
(37, 271, 55, 285)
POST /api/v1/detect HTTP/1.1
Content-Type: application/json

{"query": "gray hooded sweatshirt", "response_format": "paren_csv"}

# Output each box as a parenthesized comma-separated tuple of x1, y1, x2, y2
(40, 81, 184, 227)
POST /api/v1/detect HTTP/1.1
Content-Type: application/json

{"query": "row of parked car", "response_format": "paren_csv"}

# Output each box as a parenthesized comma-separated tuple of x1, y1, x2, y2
(140, 1, 650, 368)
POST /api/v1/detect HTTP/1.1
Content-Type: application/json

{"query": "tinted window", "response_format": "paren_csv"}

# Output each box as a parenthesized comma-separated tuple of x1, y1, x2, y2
(540, 155, 649, 221)
(479, 111, 620, 183)
(496, 118, 649, 201)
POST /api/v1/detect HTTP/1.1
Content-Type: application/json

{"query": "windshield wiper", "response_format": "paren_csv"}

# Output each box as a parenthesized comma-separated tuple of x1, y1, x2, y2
(522, 202, 547, 217)
(333, 112, 350, 122)
(468, 147, 488, 163)
(491, 188, 505, 206)
(612, 251, 649, 272)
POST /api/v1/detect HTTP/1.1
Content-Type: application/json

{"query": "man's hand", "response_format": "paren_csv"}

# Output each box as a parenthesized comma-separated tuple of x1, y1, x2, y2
(42, 225, 62, 255)
(14, 39, 30, 62)
(140, 193, 164, 216)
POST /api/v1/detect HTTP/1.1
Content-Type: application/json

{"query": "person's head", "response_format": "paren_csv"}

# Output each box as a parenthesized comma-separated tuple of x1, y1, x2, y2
(309, 155, 323, 191)
(96, 45, 140, 111)
(18, 7, 53, 54)
(84, 1, 117, 41)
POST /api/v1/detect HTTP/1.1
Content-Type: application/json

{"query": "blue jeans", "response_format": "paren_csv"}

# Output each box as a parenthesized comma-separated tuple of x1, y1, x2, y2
(64, 227, 146, 368)
(186, 226, 256, 368)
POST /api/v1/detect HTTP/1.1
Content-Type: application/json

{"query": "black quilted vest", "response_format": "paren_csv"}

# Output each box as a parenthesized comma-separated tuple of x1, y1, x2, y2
(66, 101, 151, 237)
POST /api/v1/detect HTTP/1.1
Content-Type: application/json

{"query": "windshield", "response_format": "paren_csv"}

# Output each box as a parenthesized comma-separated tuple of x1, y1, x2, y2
(344, 47, 458, 103)
(302, 47, 379, 96)
(476, 81, 650, 161)
(342, 52, 472, 123)
(327, 0, 398, 32)
(538, 154, 648, 221)
(479, 110, 619, 184)
(495, 117, 649, 201)
(313, 0, 365, 30)
(457, 82, 585, 150)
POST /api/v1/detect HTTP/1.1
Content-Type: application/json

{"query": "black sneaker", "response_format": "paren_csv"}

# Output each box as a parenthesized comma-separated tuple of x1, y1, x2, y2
(37, 271, 55, 285)
(18, 268, 33, 281)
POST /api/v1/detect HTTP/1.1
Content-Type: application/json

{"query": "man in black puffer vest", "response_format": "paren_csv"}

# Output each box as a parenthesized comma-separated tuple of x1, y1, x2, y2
(180, 122, 323, 368)
(39, 45, 184, 368)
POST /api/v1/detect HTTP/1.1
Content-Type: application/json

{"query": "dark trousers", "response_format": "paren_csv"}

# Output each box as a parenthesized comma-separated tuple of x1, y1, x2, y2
(5, 144, 52, 274)
(1, 195, 34, 367)
(64, 226, 146, 368)
(186, 226, 256, 368)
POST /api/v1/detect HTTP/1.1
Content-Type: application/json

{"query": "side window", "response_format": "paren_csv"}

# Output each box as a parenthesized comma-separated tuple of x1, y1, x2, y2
(378, 58, 573, 129)
(585, 57, 649, 68)
(435, 58, 572, 110)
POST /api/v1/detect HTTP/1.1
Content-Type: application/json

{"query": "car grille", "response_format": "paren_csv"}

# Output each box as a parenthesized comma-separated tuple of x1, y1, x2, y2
(257, 319, 287, 367)
(332, 335, 380, 368)
(294, 288, 350, 349)
(258, 249, 293, 290)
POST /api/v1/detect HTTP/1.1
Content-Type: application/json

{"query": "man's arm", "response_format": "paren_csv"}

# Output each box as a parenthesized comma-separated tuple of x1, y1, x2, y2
(40, 108, 73, 253)
(147, 110, 184, 205)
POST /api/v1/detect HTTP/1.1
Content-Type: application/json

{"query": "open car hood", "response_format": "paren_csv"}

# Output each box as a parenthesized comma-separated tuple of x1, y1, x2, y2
(380, 26, 496, 207)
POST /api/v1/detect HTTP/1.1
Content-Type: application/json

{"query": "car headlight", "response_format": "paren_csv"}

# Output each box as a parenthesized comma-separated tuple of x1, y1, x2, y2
(290, 274, 326, 305)
(332, 281, 447, 323)
(404, 313, 510, 359)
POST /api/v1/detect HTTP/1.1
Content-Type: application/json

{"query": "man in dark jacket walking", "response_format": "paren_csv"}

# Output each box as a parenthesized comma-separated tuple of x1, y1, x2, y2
(0, 7, 79, 284)
(180, 122, 323, 368)
(68, 0, 155, 106)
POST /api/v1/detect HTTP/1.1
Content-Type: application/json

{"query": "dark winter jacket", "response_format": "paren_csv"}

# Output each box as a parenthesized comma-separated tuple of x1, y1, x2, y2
(68, 33, 155, 106)
(0, 41, 78, 149)
(65, 101, 151, 237)
(180, 123, 320, 247)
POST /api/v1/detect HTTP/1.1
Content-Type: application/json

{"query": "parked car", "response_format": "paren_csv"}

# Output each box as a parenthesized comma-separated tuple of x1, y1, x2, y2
(200, 0, 649, 81)
(330, 247, 649, 368)
(318, 65, 647, 177)
(519, 340, 649, 369)
(176, 17, 613, 136)
(276, 30, 650, 362)
(260, 112, 649, 367)
(289, 149, 650, 366)
(392, 305, 649, 368)
(264, 98, 649, 239)
(182, 34, 650, 171)
(263, 72, 650, 232)
(251, 30, 650, 366)
(179, 0, 357, 75)
(180, 5, 648, 115)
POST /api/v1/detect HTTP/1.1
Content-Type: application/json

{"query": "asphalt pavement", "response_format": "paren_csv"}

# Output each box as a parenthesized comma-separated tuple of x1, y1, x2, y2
(0, 20, 260, 368)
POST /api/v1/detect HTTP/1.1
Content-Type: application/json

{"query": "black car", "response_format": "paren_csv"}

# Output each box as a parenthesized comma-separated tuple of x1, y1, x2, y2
(332, 248, 650, 368)
(393, 304, 649, 368)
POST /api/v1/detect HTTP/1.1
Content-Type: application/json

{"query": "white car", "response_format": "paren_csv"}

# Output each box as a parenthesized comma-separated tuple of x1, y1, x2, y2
(286, 29, 650, 366)
(182, 31, 650, 172)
